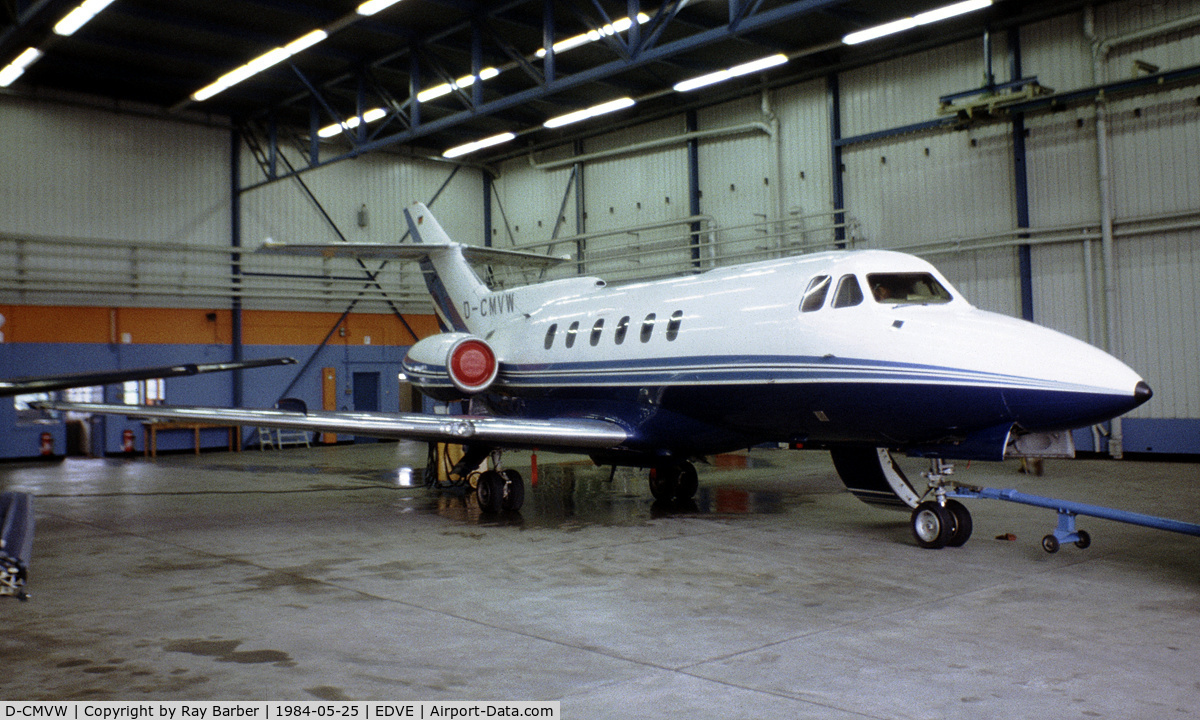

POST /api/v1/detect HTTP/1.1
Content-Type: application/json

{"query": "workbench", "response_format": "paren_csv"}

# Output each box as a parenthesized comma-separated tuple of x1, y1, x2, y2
(143, 420, 241, 457)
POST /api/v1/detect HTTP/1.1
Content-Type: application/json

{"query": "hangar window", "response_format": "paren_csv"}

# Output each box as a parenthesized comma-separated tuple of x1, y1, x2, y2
(801, 275, 831, 313)
(615, 316, 630, 345)
(666, 311, 683, 341)
(565, 321, 580, 348)
(590, 319, 604, 346)
(640, 313, 656, 342)
(544, 324, 557, 349)
(867, 273, 952, 305)
(122, 378, 164, 405)
(832, 275, 864, 308)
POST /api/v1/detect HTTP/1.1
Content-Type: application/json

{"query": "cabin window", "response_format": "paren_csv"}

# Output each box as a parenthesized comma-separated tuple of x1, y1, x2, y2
(832, 275, 864, 308)
(800, 275, 831, 312)
(565, 321, 580, 348)
(590, 319, 605, 346)
(615, 316, 630, 345)
(640, 313, 656, 343)
(544, 323, 557, 350)
(867, 273, 952, 305)
(666, 311, 683, 341)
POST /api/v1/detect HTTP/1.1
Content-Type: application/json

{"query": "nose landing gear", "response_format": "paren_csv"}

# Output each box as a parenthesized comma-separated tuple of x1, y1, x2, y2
(910, 460, 973, 549)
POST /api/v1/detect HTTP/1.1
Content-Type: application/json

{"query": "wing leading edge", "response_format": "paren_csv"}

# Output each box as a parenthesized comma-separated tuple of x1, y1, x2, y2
(35, 401, 629, 451)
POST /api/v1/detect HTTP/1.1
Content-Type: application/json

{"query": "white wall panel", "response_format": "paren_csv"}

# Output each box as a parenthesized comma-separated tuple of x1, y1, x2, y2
(840, 37, 999, 138)
(776, 78, 834, 223)
(239, 150, 482, 313)
(1107, 90, 1200, 218)
(0, 98, 229, 245)
(493, 154, 578, 251)
(1115, 232, 1200, 419)
(0, 97, 230, 308)
(1019, 12, 1094, 96)
(579, 117, 691, 280)
(697, 96, 777, 265)
(1094, 0, 1200, 84)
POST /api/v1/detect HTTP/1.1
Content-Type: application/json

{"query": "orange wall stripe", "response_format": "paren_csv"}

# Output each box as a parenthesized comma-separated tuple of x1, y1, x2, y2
(0, 305, 437, 346)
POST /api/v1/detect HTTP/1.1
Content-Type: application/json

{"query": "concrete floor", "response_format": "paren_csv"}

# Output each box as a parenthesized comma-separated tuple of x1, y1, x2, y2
(1, 442, 1199, 717)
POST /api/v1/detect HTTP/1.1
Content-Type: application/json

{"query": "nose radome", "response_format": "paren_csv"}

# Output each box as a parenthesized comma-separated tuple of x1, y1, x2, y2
(1134, 381, 1153, 405)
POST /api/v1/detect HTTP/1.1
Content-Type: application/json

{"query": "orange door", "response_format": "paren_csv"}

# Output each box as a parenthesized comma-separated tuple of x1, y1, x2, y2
(321, 367, 337, 444)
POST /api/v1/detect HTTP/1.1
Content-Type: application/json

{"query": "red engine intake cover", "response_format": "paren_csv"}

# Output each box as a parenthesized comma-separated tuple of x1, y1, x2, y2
(447, 338, 498, 394)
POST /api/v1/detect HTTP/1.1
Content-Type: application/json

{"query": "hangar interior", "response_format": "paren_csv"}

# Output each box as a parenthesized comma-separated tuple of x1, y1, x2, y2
(2, 0, 1198, 459)
(2, 0, 1200, 713)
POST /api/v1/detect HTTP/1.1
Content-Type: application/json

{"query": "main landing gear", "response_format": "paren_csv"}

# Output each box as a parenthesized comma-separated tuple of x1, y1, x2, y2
(475, 468, 525, 514)
(425, 443, 526, 514)
(648, 460, 699, 503)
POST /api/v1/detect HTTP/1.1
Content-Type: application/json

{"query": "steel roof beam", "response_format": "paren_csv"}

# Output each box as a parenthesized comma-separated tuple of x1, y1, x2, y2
(242, 0, 849, 188)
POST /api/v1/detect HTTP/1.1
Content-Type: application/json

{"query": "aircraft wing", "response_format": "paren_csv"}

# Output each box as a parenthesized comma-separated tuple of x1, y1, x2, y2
(0, 357, 297, 397)
(258, 240, 567, 268)
(34, 401, 629, 451)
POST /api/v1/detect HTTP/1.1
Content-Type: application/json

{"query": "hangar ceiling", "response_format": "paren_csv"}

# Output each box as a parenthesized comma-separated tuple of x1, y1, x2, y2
(2, 0, 1095, 166)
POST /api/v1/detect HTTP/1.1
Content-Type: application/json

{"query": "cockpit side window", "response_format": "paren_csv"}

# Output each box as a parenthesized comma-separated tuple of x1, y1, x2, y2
(832, 275, 864, 308)
(867, 272, 952, 305)
(800, 275, 831, 313)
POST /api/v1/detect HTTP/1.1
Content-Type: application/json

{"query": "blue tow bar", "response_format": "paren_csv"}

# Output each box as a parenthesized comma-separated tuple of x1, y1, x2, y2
(947, 485, 1200, 554)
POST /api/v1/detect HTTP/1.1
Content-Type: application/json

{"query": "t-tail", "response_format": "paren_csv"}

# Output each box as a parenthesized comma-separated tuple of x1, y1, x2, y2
(403, 203, 491, 334)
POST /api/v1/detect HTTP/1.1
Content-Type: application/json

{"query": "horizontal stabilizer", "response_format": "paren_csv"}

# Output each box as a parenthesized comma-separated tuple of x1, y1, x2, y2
(258, 240, 566, 269)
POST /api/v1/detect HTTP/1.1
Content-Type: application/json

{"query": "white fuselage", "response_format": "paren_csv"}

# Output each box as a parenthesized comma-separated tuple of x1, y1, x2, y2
(449, 249, 1147, 458)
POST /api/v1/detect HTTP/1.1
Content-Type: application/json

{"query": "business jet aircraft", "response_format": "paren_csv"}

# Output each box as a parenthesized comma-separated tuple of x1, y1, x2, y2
(41, 203, 1152, 549)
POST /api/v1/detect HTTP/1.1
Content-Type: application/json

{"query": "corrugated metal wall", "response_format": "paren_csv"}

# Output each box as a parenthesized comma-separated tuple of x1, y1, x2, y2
(239, 145, 482, 313)
(2, 0, 1197, 441)
(0, 98, 231, 309)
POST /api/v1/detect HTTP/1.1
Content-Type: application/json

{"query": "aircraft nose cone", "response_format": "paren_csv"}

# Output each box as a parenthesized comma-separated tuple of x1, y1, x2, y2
(1134, 380, 1153, 405)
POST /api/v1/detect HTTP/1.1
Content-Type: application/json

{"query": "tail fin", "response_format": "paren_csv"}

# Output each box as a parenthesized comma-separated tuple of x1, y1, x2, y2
(404, 203, 490, 333)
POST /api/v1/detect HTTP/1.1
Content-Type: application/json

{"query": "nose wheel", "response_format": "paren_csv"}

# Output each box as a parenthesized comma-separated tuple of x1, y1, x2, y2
(911, 499, 973, 549)
(910, 459, 973, 549)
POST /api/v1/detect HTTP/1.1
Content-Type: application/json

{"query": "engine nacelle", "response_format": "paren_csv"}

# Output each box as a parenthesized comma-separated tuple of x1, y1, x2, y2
(402, 333, 500, 401)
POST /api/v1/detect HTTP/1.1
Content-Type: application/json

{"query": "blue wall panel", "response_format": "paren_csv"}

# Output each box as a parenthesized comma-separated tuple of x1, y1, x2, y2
(1, 342, 408, 459)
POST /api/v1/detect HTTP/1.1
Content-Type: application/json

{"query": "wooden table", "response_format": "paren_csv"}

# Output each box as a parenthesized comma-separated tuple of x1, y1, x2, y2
(143, 421, 242, 458)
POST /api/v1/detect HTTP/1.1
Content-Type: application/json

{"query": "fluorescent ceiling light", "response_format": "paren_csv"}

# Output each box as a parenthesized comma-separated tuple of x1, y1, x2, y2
(543, 97, 636, 129)
(536, 14, 650, 58)
(443, 132, 516, 159)
(673, 53, 788, 93)
(0, 47, 43, 88)
(286, 29, 329, 54)
(318, 107, 388, 138)
(842, 0, 992, 45)
(191, 29, 330, 102)
(357, 0, 404, 16)
(417, 67, 500, 103)
(53, 0, 117, 37)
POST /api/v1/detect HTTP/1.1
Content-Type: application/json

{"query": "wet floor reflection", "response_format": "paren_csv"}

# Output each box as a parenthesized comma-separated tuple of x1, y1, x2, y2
(402, 461, 798, 530)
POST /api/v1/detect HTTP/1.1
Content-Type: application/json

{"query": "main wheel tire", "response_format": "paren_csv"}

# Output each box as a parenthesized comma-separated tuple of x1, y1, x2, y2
(944, 499, 973, 547)
(912, 501, 954, 549)
(677, 462, 699, 500)
(649, 462, 699, 502)
(499, 468, 525, 511)
(648, 466, 678, 502)
(476, 470, 505, 513)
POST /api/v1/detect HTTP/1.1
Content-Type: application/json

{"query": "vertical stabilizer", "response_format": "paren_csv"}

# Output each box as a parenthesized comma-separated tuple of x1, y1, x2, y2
(404, 203, 490, 333)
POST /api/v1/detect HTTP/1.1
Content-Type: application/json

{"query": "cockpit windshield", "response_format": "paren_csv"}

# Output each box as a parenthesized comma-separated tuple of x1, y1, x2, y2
(866, 273, 952, 305)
